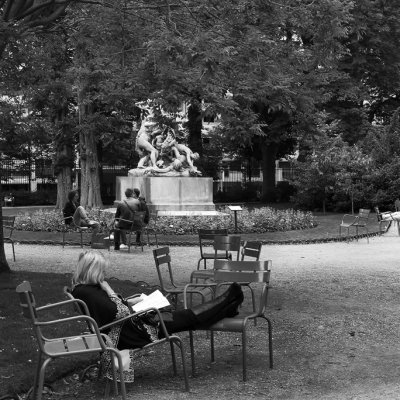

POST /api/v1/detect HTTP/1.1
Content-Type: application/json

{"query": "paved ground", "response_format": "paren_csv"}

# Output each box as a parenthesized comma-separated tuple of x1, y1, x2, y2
(5, 214, 400, 400)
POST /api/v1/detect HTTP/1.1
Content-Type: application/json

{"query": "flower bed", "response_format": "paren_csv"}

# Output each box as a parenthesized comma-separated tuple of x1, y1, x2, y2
(14, 206, 317, 234)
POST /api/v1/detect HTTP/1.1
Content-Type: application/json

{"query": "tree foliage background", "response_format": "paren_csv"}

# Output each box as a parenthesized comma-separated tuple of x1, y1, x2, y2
(1, 0, 400, 272)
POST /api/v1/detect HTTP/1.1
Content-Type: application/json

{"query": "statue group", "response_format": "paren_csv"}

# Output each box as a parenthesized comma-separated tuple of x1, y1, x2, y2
(129, 101, 202, 177)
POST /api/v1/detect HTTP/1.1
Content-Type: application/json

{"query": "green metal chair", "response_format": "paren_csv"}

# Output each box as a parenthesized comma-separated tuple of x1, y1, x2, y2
(16, 281, 127, 400)
(184, 260, 273, 381)
(191, 234, 241, 283)
(3, 215, 15, 261)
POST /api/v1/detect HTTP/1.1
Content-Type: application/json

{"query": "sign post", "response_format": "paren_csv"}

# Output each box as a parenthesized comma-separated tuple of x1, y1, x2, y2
(228, 205, 243, 233)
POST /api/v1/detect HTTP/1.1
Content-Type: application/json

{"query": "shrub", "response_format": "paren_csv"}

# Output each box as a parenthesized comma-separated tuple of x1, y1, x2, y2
(14, 206, 317, 234)
(12, 190, 57, 206)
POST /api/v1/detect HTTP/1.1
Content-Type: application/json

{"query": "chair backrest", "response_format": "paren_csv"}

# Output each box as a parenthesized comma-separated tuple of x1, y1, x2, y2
(148, 210, 158, 226)
(241, 241, 262, 261)
(16, 281, 47, 353)
(16, 280, 38, 321)
(153, 246, 176, 290)
(213, 235, 241, 260)
(3, 216, 15, 236)
(374, 207, 382, 221)
(213, 260, 272, 314)
(198, 229, 228, 255)
(129, 211, 146, 231)
(357, 209, 370, 225)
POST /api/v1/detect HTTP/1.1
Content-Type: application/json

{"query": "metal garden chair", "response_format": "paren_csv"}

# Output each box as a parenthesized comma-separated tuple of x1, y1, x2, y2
(197, 228, 230, 270)
(144, 210, 159, 247)
(184, 260, 273, 381)
(16, 281, 127, 400)
(153, 246, 212, 307)
(62, 215, 93, 248)
(339, 208, 370, 242)
(3, 215, 15, 261)
(63, 285, 190, 392)
(109, 211, 146, 252)
(374, 206, 400, 235)
(190, 234, 241, 283)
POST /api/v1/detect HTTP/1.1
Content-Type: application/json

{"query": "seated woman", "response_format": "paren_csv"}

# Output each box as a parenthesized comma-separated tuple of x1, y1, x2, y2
(63, 190, 100, 235)
(71, 250, 244, 381)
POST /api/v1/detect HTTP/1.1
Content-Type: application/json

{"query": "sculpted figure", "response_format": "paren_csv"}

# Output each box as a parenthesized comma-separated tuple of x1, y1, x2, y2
(130, 101, 201, 177)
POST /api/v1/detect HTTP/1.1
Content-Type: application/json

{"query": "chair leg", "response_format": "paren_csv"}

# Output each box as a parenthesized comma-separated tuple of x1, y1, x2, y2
(128, 231, 132, 253)
(36, 357, 52, 400)
(210, 330, 215, 362)
(32, 352, 43, 400)
(262, 315, 274, 369)
(11, 241, 15, 261)
(169, 340, 178, 376)
(109, 353, 119, 396)
(110, 349, 127, 400)
(172, 337, 190, 392)
(242, 329, 247, 381)
(189, 331, 196, 377)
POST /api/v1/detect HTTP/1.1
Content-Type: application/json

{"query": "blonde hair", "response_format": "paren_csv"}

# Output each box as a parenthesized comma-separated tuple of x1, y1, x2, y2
(72, 250, 108, 286)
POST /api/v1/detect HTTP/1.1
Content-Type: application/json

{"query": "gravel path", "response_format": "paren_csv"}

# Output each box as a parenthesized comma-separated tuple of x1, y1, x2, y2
(6, 225, 400, 399)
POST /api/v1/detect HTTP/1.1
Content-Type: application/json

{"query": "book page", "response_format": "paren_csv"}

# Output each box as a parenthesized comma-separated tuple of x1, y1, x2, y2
(131, 290, 170, 313)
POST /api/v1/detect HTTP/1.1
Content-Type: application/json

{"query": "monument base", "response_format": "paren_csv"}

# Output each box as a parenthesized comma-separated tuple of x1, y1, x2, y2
(116, 176, 215, 212)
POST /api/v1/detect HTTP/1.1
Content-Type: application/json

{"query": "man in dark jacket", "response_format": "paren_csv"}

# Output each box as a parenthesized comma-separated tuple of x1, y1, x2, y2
(114, 188, 140, 250)
(133, 188, 150, 245)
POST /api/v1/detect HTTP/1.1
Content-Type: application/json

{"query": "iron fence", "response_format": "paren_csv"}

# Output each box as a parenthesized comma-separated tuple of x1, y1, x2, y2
(0, 159, 295, 201)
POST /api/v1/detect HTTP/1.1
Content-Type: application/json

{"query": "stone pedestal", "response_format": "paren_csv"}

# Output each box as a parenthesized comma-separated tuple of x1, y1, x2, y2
(116, 176, 215, 212)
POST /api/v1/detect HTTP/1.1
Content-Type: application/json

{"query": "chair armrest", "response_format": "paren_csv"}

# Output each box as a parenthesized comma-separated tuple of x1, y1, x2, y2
(341, 214, 358, 225)
(99, 307, 172, 340)
(116, 218, 133, 224)
(36, 314, 107, 347)
(36, 298, 90, 315)
(183, 283, 216, 309)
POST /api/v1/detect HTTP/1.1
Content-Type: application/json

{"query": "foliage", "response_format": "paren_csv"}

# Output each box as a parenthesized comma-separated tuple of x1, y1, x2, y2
(292, 132, 372, 211)
(14, 206, 317, 234)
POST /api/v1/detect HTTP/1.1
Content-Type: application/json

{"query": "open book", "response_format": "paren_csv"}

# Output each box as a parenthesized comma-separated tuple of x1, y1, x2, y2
(130, 290, 170, 313)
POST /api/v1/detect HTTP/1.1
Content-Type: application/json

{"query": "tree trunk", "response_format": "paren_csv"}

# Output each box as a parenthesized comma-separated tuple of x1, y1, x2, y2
(55, 108, 73, 209)
(0, 182, 11, 274)
(261, 141, 278, 202)
(79, 130, 103, 208)
(56, 157, 73, 209)
(187, 100, 203, 157)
